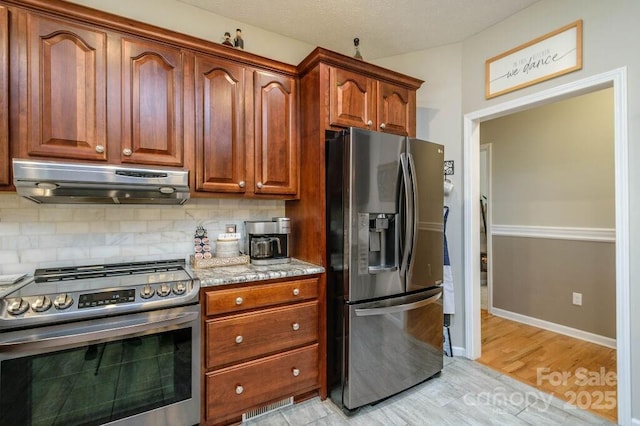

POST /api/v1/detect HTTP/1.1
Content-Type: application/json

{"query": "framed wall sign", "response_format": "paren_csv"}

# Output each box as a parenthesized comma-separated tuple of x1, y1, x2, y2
(485, 20, 582, 99)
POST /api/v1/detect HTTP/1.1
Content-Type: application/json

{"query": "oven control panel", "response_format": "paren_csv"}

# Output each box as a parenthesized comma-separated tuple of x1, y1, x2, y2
(78, 289, 136, 309)
(0, 279, 199, 330)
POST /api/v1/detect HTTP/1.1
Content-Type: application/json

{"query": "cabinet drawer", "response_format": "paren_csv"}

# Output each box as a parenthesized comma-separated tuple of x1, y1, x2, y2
(205, 344, 318, 421)
(206, 301, 318, 369)
(204, 277, 318, 316)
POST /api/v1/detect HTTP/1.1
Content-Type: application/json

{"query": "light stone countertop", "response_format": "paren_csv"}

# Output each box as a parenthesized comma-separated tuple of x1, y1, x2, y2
(193, 258, 324, 287)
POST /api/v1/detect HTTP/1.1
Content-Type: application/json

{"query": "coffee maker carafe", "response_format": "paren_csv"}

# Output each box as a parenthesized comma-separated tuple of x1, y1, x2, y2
(245, 217, 291, 265)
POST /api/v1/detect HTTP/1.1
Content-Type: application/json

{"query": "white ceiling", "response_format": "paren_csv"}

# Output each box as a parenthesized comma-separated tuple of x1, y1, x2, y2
(177, 0, 540, 60)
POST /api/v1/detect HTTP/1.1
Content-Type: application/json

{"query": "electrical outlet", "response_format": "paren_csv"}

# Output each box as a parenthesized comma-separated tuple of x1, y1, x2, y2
(572, 292, 582, 306)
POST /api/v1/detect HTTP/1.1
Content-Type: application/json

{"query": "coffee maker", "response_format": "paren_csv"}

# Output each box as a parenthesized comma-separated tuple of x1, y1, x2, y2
(245, 217, 291, 265)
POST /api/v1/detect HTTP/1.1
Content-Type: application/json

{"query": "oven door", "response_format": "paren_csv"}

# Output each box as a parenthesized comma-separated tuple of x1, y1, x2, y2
(0, 304, 200, 426)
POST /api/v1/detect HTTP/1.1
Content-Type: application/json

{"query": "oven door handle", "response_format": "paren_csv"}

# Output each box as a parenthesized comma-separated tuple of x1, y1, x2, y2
(0, 309, 198, 354)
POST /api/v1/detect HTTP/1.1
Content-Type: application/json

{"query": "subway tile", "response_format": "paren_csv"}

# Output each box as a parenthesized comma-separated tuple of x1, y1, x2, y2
(55, 222, 91, 234)
(105, 209, 135, 221)
(19, 248, 57, 263)
(147, 220, 175, 232)
(119, 221, 148, 233)
(0, 222, 20, 236)
(90, 245, 122, 259)
(39, 208, 74, 222)
(89, 221, 120, 233)
(20, 222, 56, 235)
(72, 208, 106, 222)
(135, 209, 162, 221)
(0, 208, 39, 222)
(57, 247, 91, 261)
(160, 209, 187, 220)
(0, 250, 20, 264)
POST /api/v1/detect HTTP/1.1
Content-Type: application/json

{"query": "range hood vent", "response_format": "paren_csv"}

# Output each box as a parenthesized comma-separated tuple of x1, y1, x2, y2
(12, 159, 190, 205)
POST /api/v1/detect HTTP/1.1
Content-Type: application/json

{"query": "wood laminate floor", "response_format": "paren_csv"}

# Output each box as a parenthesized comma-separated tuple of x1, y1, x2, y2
(478, 309, 617, 423)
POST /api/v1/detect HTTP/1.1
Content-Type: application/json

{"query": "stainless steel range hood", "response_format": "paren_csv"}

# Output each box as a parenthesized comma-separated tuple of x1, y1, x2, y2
(12, 159, 190, 205)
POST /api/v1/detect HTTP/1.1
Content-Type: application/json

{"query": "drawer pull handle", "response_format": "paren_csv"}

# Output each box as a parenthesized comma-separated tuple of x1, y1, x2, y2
(292, 323, 300, 331)
(292, 368, 300, 377)
(292, 288, 300, 296)
(235, 385, 244, 395)
(235, 297, 243, 305)
(235, 335, 243, 344)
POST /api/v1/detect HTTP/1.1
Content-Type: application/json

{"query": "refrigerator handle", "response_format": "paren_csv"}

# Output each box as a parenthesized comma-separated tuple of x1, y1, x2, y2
(354, 291, 442, 316)
(399, 153, 413, 281)
(407, 153, 419, 274)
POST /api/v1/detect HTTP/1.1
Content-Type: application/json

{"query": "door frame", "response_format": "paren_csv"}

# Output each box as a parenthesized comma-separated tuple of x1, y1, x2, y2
(479, 143, 493, 312)
(462, 67, 630, 424)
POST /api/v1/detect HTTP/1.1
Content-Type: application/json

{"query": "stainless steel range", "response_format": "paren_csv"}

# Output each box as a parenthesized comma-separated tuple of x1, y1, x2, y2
(0, 259, 201, 426)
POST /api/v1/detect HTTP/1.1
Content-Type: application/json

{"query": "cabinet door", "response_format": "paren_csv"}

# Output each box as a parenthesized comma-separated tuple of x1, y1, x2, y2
(26, 14, 107, 161)
(195, 55, 247, 193)
(253, 70, 298, 196)
(377, 81, 414, 136)
(121, 38, 183, 166)
(0, 6, 8, 185)
(328, 67, 375, 129)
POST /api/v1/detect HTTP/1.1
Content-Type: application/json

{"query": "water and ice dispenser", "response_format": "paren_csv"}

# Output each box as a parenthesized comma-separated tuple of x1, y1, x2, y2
(357, 212, 399, 275)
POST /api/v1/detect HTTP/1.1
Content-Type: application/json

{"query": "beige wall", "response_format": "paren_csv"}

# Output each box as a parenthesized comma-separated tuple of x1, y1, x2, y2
(65, 0, 314, 65)
(492, 236, 616, 338)
(481, 88, 614, 228)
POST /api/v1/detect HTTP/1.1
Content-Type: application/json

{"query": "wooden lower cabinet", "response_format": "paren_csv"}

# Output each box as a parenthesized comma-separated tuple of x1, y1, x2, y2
(202, 276, 321, 425)
(205, 344, 319, 425)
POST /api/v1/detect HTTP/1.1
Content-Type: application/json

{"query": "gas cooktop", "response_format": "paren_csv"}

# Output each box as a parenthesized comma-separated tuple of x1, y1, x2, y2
(0, 259, 200, 330)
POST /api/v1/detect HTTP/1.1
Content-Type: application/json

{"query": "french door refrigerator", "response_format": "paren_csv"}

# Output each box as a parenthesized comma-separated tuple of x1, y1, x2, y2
(326, 127, 444, 412)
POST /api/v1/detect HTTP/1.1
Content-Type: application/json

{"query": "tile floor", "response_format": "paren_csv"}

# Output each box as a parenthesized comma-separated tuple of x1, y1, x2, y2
(245, 357, 613, 425)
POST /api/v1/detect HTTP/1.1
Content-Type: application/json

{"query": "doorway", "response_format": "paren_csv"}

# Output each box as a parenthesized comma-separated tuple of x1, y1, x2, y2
(463, 68, 630, 424)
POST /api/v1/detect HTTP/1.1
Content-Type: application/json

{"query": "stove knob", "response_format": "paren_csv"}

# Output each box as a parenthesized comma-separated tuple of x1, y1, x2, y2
(32, 295, 52, 313)
(7, 297, 30, 316)
(173, 281, 187, 295)
(157, 284, 171, 297)
(53, 293, 73, 310)
(140, 285, 155, 299)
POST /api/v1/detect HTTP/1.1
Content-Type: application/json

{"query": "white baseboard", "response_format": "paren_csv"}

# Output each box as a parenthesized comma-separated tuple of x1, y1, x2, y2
(452, 346, 466, 357)
(490, 307, 616, 349)
(631, 417, 640, 425)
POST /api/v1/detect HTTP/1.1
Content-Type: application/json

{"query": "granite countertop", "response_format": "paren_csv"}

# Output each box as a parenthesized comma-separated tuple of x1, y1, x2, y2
(193, 258, 325, 287)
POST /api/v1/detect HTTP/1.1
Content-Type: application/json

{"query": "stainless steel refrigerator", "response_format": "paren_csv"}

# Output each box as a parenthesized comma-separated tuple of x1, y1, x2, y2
(326, 127, 444, 412)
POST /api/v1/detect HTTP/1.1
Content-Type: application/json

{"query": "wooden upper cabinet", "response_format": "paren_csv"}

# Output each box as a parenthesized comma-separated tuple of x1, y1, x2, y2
(327, 66, 414, 136)
(120, 38, 184, 166)
(328, 67, 374, 129)
(377, 80, 414, 137)
(253, 70, 298, 196)
(0, 6, 9, 186)
(25, 13, 107, 161)
(194, 55, 247, 194)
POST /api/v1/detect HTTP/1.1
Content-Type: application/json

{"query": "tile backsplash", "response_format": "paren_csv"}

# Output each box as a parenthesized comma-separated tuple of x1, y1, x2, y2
(0, 193, 284, 275)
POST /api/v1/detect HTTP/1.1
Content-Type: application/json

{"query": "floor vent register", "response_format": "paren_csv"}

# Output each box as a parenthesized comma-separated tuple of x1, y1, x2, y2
(242, 396, 294, 422)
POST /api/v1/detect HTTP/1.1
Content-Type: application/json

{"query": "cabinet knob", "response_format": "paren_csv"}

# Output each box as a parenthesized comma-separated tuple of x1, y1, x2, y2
(95, 144, 105, 154)
(292, 368, 300, 377)
(122, 148, 132, 156)
(235, 385, 244, 395)
(380, 122, 386, 129)
(292, 288, 300, 296)
(238, 180, 246, 188)
(256, 182, 263, 189)
(292, 322, 300, 331)
(235, 297, 243, 305)
(367, 120, 373, 127)
(235, 335, 243, 344)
